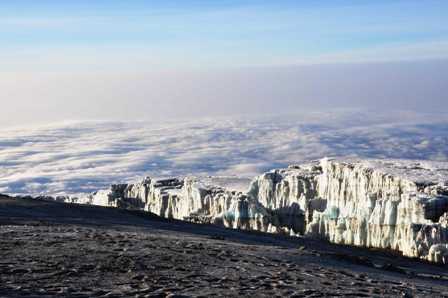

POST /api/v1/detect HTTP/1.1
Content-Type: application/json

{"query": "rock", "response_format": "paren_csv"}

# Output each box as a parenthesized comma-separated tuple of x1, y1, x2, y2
(209, 234, 225, 240)
(166, 295, 191, 298)
(132, 274, 146, 281)
(380, 263, 408, 275)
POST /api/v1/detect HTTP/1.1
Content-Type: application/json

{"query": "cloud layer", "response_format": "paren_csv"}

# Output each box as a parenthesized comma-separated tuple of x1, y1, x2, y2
(0, 110, 447, 196)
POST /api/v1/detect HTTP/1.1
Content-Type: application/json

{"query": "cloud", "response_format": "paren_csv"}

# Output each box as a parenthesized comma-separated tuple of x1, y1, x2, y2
(0, 110, 447, 197)
(0, 16, 96, 28)
(294, 40, 448, 65)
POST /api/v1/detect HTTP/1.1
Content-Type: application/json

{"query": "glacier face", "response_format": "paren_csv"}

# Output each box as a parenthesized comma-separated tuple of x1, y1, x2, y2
(77, 158, 448, 264)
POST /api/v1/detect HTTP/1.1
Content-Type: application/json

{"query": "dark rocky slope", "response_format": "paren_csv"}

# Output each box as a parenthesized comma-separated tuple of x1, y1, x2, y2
(1, 195, 448, 297)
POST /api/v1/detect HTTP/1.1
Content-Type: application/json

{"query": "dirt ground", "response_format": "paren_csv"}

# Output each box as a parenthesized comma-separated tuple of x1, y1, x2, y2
(1, 195, 447, 297)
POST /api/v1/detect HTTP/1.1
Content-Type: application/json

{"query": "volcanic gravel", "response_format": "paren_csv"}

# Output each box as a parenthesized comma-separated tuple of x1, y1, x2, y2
(1, 195, 448, 297)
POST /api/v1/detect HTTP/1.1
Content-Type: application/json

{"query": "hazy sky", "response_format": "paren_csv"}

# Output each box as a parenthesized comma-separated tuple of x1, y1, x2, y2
(1, 1, 448, 126)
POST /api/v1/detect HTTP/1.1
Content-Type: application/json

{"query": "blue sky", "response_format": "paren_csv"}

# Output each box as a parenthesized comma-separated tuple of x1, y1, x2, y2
(0, 1, 447, 126)
(2, 0, 448, 70)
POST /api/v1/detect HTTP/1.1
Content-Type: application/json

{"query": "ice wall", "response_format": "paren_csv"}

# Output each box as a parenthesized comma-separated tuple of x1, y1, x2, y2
(76, 158, 448, 264)
(249, 158, 448, 264)
(83, 177, 279, 233)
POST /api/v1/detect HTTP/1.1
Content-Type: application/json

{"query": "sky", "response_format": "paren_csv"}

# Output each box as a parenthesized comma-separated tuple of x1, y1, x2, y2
(1, 0, 448, 126)
(0, 1, 448, 195)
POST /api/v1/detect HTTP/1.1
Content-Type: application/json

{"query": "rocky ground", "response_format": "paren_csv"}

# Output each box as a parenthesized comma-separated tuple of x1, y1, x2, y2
(1, 195, 448, 298)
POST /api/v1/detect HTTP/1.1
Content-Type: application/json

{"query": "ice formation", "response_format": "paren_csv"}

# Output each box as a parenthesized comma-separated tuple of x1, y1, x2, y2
(70, 158, 448, 264)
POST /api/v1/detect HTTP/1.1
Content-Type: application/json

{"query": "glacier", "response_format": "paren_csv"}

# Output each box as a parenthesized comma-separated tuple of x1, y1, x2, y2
(50, 158, 448, 264)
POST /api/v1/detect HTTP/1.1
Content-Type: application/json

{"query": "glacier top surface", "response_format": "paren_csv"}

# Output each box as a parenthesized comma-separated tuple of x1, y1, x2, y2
(325, 157, 448, 186)
(197, 176, 252, 193)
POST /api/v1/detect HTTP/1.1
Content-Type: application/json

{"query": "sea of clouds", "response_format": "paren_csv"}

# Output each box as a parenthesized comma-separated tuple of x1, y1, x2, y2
(0, 110, 447, 196)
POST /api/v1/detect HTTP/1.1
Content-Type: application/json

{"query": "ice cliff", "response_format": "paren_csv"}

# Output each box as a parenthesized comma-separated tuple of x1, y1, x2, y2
(76, 158, 448, 264)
